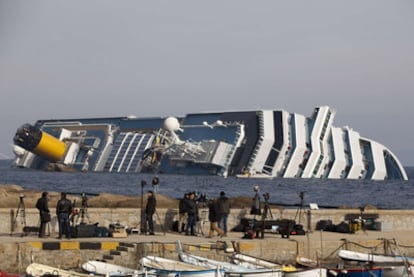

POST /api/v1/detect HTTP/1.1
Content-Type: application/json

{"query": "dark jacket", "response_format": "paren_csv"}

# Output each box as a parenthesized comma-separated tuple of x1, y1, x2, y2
(36, 197, 49, 214)
(146, 195, 156, 215)
(56, 198, 72, 215)
(216, 195, 231, 215)
(186, 198, 197, 216)
(179, 197, 188, 214)
(208, 200, 219, 222)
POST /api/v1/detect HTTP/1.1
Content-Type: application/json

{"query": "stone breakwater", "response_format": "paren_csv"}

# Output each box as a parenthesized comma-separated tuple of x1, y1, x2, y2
(1, 207, 414, 273)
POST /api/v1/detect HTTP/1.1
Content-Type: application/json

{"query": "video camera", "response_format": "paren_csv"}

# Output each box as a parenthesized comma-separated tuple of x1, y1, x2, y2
(196, 193, 208, 203)
(263, 192, 270, 201)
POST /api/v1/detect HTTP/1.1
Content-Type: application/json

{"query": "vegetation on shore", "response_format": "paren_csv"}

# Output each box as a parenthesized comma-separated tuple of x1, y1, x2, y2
(0, 184, 377, 210)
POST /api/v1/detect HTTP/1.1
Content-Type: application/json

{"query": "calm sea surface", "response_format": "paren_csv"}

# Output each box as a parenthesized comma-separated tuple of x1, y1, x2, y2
(0, 160, 413, 210)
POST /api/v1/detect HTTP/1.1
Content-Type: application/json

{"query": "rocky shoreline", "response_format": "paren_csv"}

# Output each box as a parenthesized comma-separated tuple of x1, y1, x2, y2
(0, 184, 256, 210)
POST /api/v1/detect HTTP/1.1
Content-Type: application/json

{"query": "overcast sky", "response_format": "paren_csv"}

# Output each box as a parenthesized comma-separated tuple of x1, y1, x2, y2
(1, 1, 413, 166)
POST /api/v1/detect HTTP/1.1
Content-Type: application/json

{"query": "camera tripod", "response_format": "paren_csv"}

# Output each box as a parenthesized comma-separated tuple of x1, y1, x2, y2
(261, 193, 273, 220)
(294, 192, 305, 224)
(79, 197, 90, 224)
(255, 192, 273, 239)
(11, 195, 26, 235)
(71, 196, 90, 225)
(196, 207, 208, 236)
(139, 209, 165, 235)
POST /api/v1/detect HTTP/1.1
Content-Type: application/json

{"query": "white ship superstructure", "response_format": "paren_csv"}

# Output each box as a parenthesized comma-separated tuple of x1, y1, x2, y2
(327, 127, 347, 179)
(12, 106, 408, 180)
(283, 113, 307, 178)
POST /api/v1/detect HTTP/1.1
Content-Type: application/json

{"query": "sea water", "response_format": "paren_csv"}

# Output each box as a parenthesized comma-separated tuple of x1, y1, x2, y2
(0, 160, 413, 209)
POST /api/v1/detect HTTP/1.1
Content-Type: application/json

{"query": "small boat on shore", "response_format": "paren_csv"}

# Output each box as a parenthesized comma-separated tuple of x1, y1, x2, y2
(179, 251, 282, 277)
(296, 256, 382, 277)
(327, 267, 383, 277)
(338, 250, 414, 264)
(177, 240, 282, 277)
(231, 252, 325, 277)
(81, 260, 152, 276)
(381, 265, 413, 277)
(280, 268, 326, 277)
(232, 253, 282, 269)
(140, 256, 221, 277)
(337, 250, 413, 277)
(26, 262, 91, 277)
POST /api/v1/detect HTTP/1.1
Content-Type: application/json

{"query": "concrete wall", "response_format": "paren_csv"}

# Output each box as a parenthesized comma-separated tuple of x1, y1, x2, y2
(3, 207, 414, 236)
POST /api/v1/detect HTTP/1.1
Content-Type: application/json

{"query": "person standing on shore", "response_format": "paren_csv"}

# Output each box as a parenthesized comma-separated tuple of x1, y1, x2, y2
(216, 191, 231, 236)
(145, 190, 156, 235)
(185, 192, 197, 236)
(36, 192, 50, 238)
(207, 198, 224, 238)
(151, 175, 159, 193)
(178, 193, 189, 233)
(56, 192, 73, 239)
(250, 185, 262, 216)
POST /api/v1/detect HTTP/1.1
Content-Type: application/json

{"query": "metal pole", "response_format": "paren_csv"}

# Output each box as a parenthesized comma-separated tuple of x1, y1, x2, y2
(320, 229, 323, 259)
(140, 180, 146, 234)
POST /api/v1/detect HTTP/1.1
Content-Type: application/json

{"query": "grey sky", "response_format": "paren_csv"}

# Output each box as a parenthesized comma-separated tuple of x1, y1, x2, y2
(1, 1, 413, 166)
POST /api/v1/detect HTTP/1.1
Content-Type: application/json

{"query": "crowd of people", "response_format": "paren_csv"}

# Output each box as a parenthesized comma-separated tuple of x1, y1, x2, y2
(34, 183, 233, 239)
(178, 190, 231, 237)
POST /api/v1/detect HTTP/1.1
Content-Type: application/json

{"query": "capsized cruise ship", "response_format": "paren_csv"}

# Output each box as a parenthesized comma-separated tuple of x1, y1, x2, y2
(12, 106, 408, 180)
